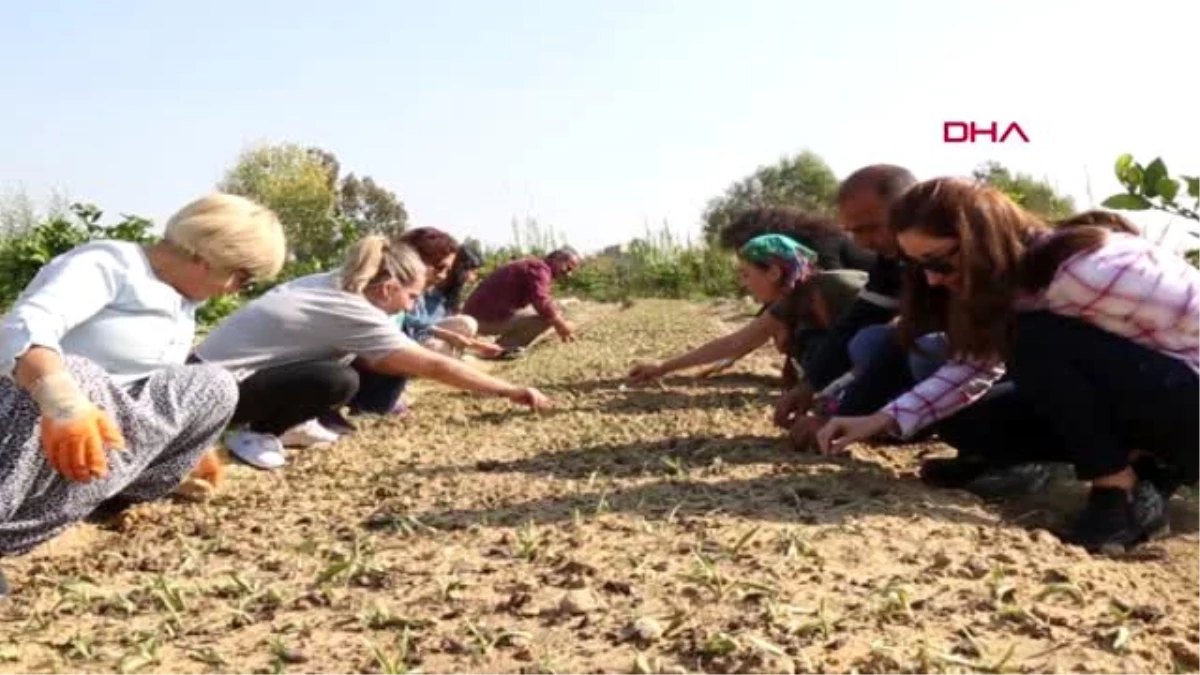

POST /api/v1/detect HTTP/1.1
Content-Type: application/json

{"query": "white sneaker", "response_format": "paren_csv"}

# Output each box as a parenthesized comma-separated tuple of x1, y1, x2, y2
(278, 419, 341, 448)
(225, 431, 286, 470)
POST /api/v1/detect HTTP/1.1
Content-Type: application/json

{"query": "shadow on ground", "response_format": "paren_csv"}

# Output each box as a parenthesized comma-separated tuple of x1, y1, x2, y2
(400, 429, 1200, 549)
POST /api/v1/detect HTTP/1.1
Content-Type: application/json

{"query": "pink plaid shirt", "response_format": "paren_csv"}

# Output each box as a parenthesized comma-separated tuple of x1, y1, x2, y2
(883, 233, 1200, 439)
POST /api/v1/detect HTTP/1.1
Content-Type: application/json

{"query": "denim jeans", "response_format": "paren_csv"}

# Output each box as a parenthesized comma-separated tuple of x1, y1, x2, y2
(848, 323, 948, 382)
(835, 324, 949, 417)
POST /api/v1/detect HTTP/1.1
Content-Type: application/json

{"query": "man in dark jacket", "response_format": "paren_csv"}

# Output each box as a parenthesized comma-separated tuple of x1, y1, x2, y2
(773, 163, 914, 424)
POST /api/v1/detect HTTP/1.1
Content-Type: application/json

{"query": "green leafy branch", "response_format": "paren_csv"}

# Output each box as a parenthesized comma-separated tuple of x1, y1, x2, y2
(1103, 154, 1199, 222)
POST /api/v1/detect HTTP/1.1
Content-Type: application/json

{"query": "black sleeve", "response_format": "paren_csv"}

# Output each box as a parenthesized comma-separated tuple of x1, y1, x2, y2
(798, 256, 904, 390)
(839, 238, 879, 272)
(799, 297, 896, 390)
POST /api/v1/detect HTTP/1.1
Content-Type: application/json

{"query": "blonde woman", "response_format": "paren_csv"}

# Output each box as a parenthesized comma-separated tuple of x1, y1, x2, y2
(195, 235, 553, 470)
(0, 193, 286, 574)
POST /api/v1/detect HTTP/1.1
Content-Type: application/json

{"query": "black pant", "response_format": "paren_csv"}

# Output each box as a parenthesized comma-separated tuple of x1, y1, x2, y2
(347, 360, 408, 415)
(1007, 311, 1199, 484)
(830, 324, 1069, 463)
(933, 380, 1067, 465)
(230, 361, 360, 435)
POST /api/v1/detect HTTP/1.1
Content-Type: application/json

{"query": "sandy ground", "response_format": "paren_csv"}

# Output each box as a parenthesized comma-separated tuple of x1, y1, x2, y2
(0, 298, 1197, 674)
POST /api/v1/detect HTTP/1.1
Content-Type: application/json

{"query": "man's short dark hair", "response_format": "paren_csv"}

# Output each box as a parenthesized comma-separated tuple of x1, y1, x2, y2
(548, 246, 580, 261)
(836, 164, 918, 204)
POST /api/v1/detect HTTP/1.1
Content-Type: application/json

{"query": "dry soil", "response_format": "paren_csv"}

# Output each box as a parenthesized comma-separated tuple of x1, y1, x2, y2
(0, 298, 1197, 674)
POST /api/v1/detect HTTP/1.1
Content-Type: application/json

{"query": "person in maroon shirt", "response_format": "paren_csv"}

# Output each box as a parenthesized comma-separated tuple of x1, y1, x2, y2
(462, 247, 581, 350)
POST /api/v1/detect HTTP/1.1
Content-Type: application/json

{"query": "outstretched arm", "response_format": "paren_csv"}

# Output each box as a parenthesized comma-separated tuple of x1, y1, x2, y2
(363, 344, 551, 409)
(629, 313, 781, 382)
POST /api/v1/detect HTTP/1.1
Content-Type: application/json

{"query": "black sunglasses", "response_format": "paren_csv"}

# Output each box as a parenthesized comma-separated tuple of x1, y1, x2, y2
(903, 245, 960, 275)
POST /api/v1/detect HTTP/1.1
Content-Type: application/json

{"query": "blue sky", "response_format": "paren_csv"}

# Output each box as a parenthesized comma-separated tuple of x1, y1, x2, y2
(2, 0, 1197, 253)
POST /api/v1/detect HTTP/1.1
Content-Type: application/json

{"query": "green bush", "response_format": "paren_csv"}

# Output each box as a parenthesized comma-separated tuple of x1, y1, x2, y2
(473, 221, 740, 304)
(0, 203, 156, 310)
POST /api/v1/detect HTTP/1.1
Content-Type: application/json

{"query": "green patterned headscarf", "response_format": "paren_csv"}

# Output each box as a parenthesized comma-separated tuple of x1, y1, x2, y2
(739, 234, 817, 287)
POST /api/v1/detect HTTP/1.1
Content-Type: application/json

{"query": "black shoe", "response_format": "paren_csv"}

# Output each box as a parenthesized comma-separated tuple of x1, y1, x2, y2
(964, 462, 1055, 500)
(318, 410, 357, 436)
(1064, 486, 1145, 553)
(919, 456, 991, 489)
(86, 496, 139, 523)
(920, 458, 1053, 499)
(1132, 456, 1182, 501)
(1131, 480, 1170, 540)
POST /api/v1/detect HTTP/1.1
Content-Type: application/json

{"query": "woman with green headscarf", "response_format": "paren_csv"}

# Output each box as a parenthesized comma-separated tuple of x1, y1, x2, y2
(627, 233, 868, 387)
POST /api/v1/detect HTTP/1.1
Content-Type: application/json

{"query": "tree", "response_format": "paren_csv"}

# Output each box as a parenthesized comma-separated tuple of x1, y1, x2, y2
(218, 143, 345, 265)
(0, 186, 72, 236)
(303, 146, 408, 237)
(701, 150, 839, 243)
(338, 173, 408, 238)
(217, 142, 411, 268)
(971, 161, 1076, 219)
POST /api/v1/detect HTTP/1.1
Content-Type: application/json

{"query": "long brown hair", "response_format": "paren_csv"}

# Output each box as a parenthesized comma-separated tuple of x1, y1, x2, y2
(889, 177, 1052, 362)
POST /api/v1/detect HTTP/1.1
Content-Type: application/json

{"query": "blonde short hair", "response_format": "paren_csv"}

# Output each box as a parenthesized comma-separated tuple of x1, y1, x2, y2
(164, 193, 287, 281)
(339, 234, 426, 294)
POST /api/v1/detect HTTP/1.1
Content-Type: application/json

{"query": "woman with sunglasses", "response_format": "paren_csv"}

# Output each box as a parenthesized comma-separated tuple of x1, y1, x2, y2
(0, 193, 286, 574)
(803, 209, 1145, 443)
(628, 233, 867, 387)
(815, 178, 1198, 553)
(346, 229, 504, 418)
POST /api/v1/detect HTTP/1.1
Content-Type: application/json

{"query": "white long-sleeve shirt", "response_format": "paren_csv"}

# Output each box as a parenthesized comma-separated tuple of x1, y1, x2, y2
(0, 240, 200, 387)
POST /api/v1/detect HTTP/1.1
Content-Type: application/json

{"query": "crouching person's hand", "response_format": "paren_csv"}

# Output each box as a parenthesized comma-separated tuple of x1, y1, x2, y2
(509, 386, 552, 411)
(34, 371, 126, 482)
(789, 414, 827, 452)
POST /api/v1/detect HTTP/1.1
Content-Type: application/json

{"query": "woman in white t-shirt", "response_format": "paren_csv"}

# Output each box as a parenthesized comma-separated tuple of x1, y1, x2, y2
(195, 235, 552, 469)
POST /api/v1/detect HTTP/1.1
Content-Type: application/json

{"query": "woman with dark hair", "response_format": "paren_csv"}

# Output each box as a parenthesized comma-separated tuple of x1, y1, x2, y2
(628, 233, 867, 387)
(806, 207, 1142, 422)
(814, 178, 1198, 553)
(688, 207, 877, 380)
(345, 229, 501, 418)
(438, 243, 485, 315)
(720, 206, 878, 272)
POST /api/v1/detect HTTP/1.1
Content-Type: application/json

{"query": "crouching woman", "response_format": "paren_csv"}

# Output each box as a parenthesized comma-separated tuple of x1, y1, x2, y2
(194, 235, 553, 469)
(0, 193, 286, 567)
(815, 178, 1199, 552)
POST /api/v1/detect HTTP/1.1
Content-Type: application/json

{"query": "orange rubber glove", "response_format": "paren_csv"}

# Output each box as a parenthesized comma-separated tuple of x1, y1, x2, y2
(32, 371, 126, 482)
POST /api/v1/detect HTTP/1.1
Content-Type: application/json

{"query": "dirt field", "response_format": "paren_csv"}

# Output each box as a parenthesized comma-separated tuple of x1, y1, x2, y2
(1, 298, 1197, 674)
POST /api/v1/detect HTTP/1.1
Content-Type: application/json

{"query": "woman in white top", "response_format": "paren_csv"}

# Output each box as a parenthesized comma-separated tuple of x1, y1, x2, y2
(195, 235, 552, 469)
(0, 194, 287, 571)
